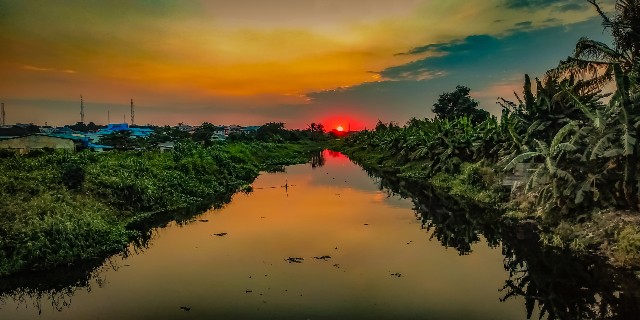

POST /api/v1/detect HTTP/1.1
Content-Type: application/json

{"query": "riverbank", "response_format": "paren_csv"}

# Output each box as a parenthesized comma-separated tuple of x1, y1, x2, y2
(0, 141, 324, 277)
(335, 141, 640, 269)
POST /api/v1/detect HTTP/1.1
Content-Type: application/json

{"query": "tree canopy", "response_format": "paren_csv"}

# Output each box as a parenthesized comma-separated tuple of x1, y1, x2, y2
(431, 85, 489, 124)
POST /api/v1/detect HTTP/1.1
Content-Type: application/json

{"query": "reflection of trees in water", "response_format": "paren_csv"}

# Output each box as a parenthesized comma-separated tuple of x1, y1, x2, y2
(1, 152, 311, 314)
(500, 231, 640, 320)
(0, 192, 237, 314)
(4, 157, 640, 319)
(0, 258, 112, 314)
(364, 166, 640, 320)
(310, 151, 325, 168)
(364, 167, 502, 254)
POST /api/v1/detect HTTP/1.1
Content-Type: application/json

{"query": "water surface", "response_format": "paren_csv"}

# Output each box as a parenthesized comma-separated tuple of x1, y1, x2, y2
(2, 150, 637, 319)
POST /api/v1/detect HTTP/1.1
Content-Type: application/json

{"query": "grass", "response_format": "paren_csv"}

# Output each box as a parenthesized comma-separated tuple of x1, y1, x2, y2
(0, 141, 324, 277)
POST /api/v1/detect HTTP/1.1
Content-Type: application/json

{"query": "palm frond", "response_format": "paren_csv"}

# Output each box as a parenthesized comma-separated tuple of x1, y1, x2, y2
(504, 152, 541, 171)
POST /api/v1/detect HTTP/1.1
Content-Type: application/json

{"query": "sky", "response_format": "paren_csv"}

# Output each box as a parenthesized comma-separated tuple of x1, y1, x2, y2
(0, 0, 615, 129)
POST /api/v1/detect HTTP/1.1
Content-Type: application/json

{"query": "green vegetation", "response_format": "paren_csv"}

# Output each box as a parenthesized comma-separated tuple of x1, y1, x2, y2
(338, 1, 640, 266)
(0, 141, 323, 277)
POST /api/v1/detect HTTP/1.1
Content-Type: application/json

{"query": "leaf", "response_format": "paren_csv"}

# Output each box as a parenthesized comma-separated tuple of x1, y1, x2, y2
(554, 167, 576, 183)
(554, 142, 578, 153)
(590, 133, 614, 160)
(603, 148, 624, 158)
(534, 139, 549, 156)
(504, 152, 541, 171)
(622, 125, 636, 156)
(550, 121, 576, 152)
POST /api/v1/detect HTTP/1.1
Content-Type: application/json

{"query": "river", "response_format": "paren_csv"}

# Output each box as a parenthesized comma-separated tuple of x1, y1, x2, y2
(1, 150, 639, 319)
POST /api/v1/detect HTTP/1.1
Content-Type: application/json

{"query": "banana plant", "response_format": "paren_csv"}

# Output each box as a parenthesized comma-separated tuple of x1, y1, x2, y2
(505, 122, 580, 212)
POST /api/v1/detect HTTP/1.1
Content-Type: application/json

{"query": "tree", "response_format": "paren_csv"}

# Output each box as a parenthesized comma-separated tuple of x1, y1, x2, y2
(256, 122, 286, 141)
(553, 0, 640, 209)
(555, 0, 639, 90)
(98, 131, 144, 150)
(306, 122, 326, 141)
(192, 122, 218, 146)
(432, 86, 489, 124)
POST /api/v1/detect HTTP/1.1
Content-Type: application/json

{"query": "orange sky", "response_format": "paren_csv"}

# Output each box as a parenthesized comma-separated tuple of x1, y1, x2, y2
(0, 0, 613, 128)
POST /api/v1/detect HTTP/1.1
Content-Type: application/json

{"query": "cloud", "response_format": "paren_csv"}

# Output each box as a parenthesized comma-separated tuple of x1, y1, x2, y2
(22, 65, 77, 74)
(300, 17, 613, 125)
(501, 0, 590, 12)
(381, 16, 611, 83)
(0, 0, 616, 127)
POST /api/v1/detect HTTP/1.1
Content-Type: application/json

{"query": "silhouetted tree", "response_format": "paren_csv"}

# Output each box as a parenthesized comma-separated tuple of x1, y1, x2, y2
(432, 85, 489, 124)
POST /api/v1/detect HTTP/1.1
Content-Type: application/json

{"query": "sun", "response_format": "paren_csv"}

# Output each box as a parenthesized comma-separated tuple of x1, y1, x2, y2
(336, 125, 344, 132)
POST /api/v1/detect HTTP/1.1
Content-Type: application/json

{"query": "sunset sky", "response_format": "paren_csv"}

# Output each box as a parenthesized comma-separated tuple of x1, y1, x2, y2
(0, 0, 614, 129)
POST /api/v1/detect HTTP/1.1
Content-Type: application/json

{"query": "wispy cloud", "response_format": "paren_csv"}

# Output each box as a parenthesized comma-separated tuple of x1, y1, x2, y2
(501, 0, 590, 11)
(22, 65, 76, 74)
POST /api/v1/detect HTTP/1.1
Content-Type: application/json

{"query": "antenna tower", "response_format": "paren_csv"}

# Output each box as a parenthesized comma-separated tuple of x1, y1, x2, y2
(130, 99, 135, 125)
(80, 95, 85, 123)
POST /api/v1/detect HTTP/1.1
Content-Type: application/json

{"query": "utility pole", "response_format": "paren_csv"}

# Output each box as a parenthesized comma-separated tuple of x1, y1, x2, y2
(130, 98, 135, 125)
(80, 95, 85, 123)
(1, 103, 5, 126)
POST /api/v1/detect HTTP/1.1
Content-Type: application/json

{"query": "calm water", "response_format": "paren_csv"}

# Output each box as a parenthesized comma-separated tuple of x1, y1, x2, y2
(1, 150, 639, 319)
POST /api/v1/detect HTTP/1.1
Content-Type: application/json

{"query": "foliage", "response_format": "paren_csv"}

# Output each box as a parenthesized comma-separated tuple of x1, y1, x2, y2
(191, 122, 222, 146)
(432, 85, 490, 124)
(337, 0, 640, 267)
(0, 141, 322, 276)
(68, 122, 101, 132)
(97, 131, 146, 150)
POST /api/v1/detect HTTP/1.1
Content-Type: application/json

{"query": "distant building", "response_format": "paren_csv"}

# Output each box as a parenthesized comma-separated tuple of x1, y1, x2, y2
(0, 134, 77, 154)
(228, 125, 243, 134)
(39, 126, 54, 134)
(86, 143, 113, 152)
(51, 126, 74, 135)
(242, 126, 261, 133)
(177, 124, 195, 132)
(96, 123, 154, 138)
(158, 141, 175, 152)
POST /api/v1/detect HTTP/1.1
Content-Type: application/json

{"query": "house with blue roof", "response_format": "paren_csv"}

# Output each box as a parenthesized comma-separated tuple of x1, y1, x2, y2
(96, 123, 154, 139)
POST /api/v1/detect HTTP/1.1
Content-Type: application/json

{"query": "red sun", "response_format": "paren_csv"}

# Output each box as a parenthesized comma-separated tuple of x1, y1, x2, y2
(336, 125, 344, 132)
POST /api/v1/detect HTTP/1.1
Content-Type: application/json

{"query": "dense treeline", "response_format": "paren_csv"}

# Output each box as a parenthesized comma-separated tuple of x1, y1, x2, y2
(0, 141, 322, 276)
(90, 121, 328, 150)
(340, 0, 640, 263)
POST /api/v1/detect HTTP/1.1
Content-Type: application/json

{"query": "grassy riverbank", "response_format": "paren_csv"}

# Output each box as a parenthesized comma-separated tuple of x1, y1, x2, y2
(337, 139, 640, 268)
(0, 141, 323, 277)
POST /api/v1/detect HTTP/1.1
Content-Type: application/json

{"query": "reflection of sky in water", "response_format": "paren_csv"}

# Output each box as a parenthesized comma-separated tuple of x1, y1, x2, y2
(294, 150, 413, 210)
(1, 151, 522, 320)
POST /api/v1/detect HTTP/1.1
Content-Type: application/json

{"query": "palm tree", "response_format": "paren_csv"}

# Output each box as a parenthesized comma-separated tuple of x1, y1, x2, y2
(556, 1, 639, 83)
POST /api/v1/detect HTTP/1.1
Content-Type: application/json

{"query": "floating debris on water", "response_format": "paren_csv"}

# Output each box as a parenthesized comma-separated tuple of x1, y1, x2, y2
(180, 306, 191, 312)
(390, 273, 403, 278)
(313, 255, 331, 260)
(285, 257, 304, 263)
(212, 232, 228, 237)
(198, 219, 209, 222)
